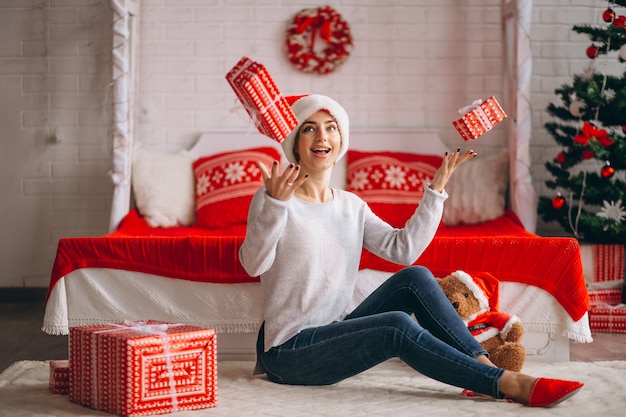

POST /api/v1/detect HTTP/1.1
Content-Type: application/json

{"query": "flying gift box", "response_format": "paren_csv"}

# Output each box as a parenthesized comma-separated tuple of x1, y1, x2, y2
(452, 96, 507, 141)
(226, 56, 298, 143)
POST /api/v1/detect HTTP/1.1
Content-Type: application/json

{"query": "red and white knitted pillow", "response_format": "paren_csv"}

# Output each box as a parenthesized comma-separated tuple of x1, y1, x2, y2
(193, 147, 281, 229)
(346, 150, 443, 228)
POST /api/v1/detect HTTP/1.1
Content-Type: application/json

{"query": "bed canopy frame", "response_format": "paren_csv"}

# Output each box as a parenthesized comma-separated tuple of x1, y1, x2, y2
(107, 0, 537, 233)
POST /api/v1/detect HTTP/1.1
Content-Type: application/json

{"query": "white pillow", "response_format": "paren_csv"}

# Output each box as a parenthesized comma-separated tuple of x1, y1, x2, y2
(131, 144, 196, 227)
(443, 151, 509, 226)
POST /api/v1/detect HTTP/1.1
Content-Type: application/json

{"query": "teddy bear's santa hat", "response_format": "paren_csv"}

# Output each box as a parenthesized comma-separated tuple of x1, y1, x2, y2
(449, 270, 501, 313)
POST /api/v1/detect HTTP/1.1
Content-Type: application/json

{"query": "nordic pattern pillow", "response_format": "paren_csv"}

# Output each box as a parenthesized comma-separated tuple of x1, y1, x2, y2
(193, 147, 281, 229)
(443, 151, 509, 226)
(132, 145, 196, 228)
(346, 150, 443, 228)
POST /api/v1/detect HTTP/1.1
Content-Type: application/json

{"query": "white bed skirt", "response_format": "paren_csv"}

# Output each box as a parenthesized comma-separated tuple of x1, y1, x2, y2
(43, 268, 592, 361)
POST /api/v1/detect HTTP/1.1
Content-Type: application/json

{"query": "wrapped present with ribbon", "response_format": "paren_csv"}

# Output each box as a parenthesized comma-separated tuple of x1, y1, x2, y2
(452, 96, 507, 141)
(591, 244, 625, 284)
(588, 302, 626, 333)
(69, 320, 217, 416)
(226, 56, 298, 143)
(49, 359, 70, 395)
(588, 288, 623, 306)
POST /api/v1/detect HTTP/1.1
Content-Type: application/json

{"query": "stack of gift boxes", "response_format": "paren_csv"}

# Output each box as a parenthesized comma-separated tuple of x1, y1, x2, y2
(586, 244, 626, 333)
(49, 320, 217, 416)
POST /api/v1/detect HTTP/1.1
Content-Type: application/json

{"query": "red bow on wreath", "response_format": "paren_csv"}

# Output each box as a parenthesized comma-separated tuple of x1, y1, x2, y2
(295, 13, 332, 49)
(295, 15, 331, 41)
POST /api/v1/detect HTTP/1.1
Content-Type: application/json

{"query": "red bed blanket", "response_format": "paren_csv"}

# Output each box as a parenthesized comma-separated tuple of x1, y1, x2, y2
(46, 209, 588, 321)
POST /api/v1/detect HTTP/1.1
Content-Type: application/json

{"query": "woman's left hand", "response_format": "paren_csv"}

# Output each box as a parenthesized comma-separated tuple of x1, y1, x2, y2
(429, 148, 477, 193)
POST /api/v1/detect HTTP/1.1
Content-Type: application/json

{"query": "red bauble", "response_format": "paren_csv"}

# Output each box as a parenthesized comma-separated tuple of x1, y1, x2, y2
(612, 15, 626, 28)
(622, 125, 626, 134)
(582, 150, 595, 160)
(552, 194, 566, 210)
(586, 45, 599, 58)
(555, 152, 566, 164)
(603, 8, 615, 22)
(601, 162, 615, 179)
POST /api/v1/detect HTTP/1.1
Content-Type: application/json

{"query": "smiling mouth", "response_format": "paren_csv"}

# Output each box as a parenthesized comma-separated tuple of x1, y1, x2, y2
(311, 148, 331, 155)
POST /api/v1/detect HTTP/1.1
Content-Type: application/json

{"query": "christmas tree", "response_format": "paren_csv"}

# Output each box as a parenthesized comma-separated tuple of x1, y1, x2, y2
(538, 0, 626, 244)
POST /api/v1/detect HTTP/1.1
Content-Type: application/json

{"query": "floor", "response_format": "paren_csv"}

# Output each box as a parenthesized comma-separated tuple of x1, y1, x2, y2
(1, 303, 625, 374)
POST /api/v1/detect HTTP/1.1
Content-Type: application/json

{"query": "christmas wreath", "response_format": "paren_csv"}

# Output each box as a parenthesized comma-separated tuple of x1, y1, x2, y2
(285, 6, 353, 75)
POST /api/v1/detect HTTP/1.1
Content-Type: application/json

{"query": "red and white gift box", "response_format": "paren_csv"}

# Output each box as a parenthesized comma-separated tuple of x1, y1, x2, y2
(588, 287, 626, 333)
(49, 359, 70, 395)
(452, 96, 507, 141)
(588, 303, 626, 333)
(591, 244, 625, 283)
(588, 288, 623, 306)
(69, 320, 217, 417)
(226, 56, 298, 143)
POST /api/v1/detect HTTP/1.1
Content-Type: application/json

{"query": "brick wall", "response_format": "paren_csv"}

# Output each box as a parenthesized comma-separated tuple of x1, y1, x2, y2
(0, 0, 112, 288)
(0, 0, 615, 288)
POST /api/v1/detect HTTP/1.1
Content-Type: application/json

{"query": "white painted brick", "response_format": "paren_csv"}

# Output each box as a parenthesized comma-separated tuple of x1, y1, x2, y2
(142, 5, 193, 23)
(23, 179, 79, 195)
(23, 110, 77, 127)
(142, 40, 194, 57)
(51, 161, 110, 178)
(164, 23, 221, 40)
(194, 7, 251, 23)
(53, 127, 110, 144)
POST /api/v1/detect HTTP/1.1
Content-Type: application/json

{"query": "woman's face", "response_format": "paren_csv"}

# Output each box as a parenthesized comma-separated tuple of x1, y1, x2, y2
(294, 110, 342, 172)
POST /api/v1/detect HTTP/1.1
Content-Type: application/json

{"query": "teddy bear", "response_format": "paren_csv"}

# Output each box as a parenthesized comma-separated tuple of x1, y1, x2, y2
(437, 270, 526, 372)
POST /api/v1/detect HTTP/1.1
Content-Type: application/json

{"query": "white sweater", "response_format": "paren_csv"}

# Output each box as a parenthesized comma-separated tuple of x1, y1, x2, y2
(239, 186, 447, 352)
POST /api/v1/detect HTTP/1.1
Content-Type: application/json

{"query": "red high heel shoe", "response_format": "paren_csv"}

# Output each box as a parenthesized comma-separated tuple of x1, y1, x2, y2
(525, 378, 584, 407)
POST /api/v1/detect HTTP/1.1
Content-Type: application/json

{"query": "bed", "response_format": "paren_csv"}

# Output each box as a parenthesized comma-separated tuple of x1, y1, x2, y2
(42, 0, 591, 362)
(42, 128, 592, 362)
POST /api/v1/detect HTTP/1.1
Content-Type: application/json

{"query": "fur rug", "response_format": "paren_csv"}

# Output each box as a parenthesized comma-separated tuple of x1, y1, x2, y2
(0, 360, 624, 416)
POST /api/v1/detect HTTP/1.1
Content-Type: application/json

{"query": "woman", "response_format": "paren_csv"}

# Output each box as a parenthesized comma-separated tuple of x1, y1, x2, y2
(239, 94, 583, 407)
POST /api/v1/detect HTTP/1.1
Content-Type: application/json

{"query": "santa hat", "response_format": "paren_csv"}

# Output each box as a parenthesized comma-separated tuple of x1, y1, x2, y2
(281, 94, 349, 163)
(449, 270, 501, 313)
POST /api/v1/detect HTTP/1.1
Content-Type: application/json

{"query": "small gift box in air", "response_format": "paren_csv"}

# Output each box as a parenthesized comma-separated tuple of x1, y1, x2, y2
(226, 56, 298, 143)
(452, 96, 507, 141)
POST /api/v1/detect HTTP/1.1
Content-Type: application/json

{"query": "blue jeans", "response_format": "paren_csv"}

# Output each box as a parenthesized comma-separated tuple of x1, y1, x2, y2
(256, 265, 505, 398)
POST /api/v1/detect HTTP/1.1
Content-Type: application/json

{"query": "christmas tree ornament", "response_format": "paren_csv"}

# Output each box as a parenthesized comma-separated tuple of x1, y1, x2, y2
(556, 152, 566, 164)
(573, 122, 613, 147)
(568, 100, 585, 117)
(603, 8, 616, 22)
(595, 200, 626, 222)
(612, 15, 626, 28)
(552, 193, 566, 210)
(582, 150, 595, 160)
(601, 161, 615, 179)
(586, 45, 599, 58)
(622, 125, 626, 134)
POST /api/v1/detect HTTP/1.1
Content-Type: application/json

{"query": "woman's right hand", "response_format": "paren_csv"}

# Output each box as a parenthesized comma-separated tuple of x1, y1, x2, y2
(258, 161, 309, 201)
(429, 148, 477, 193)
